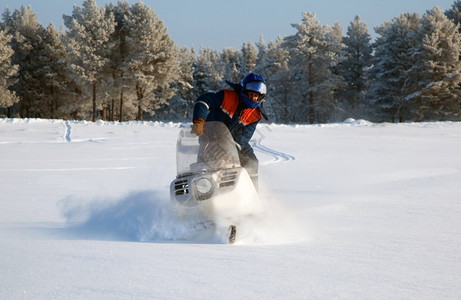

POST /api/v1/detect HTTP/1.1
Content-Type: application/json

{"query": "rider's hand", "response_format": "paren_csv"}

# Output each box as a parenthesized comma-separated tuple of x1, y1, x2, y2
(191, 118, 205, 135)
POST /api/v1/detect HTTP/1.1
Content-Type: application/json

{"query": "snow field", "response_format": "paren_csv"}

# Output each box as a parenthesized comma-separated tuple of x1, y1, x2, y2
(1, 118, 461, 299)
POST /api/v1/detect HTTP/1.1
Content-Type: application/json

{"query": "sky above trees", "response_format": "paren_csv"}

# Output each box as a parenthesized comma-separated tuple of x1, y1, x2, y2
(0, 0, 456, 50)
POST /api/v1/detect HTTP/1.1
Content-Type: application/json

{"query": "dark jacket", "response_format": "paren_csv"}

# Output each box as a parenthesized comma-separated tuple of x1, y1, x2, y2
(193, 81, 267, 156)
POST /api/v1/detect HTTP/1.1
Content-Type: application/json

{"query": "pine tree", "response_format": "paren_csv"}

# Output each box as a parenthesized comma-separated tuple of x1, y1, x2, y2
(283, 12, 344, 123)
(445, 0, 461, 25)
(4, 6, 48, 118)
(221, 47, 242, 84)
(256, 36, 290, 123)
(252, 35, 281, 122)
(325, 21, 347, 122)
(403, 7, 461, 121)
(0, 28, 19, 117)
(240, 41, 258, 76)
(63, 0, 116, 122)
(253, 36, 268, 75)
(34, 23, 73, 119)
(156, 46, 196, 121)
(340, 15, 372, 117)
(121, 2, 179, 121)
(171, 47, 196, 119)
(193, 47, 224, 96)
(104, 1, 132, 121)
(367, 13, 420, 122)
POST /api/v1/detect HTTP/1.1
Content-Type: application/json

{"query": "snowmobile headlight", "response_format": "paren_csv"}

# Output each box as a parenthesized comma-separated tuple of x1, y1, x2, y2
(194, 177, 213, 200)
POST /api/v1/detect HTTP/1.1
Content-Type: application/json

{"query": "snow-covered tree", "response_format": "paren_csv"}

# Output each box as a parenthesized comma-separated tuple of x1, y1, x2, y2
(193, 47, 224, 95)
(4, 6, 48, 118)
(283, 12, 344, 123)
(167, 46, 196, 120)
(63, 0, 116, 121)
(402, 7, 461, 121)
(445, 0, 461, 26)
(339, 15, 372, 117)
(253, 36, 268, 74)
(325, 21, 347, 122)
(254, 36, 290, 123)
(367, 13, 421, 122)
(221, 47, 242, 84)
(240, 41, 258, 76)
(102, 1, 131, 121)
(121, 2, 179, 121)
(153, 45, 196, 122)
(34, 23, 73, 119)
(445, 0, 461, 61)
(0, 28, 19, 116)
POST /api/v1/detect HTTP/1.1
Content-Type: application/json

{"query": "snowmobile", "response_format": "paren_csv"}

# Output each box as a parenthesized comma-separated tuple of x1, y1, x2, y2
(170, 121, 264, 243)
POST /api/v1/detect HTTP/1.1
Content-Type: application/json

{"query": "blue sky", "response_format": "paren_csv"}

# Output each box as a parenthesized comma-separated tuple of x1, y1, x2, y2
(1, 0, 456, 50)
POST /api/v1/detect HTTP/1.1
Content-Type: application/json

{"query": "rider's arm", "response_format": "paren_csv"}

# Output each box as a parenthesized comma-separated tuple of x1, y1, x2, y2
(233, 121, 258, 151)
(193, 90, 225, 121)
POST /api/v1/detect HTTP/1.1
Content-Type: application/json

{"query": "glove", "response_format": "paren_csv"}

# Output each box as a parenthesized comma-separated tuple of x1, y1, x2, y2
(191, 118, 205, 136)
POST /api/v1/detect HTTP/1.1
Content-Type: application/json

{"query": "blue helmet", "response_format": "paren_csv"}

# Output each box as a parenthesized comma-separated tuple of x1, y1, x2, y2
(241, 73, 267, 108)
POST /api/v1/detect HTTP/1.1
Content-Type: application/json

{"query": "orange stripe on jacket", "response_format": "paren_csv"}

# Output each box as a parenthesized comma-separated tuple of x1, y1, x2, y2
(220, 90, 262, 126)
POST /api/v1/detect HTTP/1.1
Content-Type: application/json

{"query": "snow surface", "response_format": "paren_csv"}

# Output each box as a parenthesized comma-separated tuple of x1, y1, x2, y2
(1, 118, 461, 299)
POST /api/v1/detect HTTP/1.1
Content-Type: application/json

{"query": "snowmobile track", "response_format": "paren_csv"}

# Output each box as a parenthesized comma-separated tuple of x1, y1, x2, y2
(251, 137, 295, 165)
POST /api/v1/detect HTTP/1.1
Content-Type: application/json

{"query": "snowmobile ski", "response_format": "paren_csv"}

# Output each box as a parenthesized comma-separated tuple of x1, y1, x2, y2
(228, 225, 237, 244)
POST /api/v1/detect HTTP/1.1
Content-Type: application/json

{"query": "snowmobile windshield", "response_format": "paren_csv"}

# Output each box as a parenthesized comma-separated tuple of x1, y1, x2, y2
(176, 121, 241, 176)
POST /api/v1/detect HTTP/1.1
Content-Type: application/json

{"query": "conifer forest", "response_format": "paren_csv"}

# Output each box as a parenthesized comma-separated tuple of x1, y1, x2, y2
(2, 0, 461, 123)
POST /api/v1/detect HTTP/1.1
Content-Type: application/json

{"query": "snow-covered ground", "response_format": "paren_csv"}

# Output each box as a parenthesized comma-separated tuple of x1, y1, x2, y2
(1, 118, 460, 299)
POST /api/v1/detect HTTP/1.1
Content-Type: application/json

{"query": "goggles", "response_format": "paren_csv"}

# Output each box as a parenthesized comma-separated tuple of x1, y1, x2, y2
(244, 81, 267, 96)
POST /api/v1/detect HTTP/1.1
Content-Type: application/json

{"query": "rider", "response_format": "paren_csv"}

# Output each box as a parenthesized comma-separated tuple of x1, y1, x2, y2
(191, 73, 268, 190)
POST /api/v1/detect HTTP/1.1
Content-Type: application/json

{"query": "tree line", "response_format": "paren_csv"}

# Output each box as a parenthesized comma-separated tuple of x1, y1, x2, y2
(1, 0, 461, 123)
